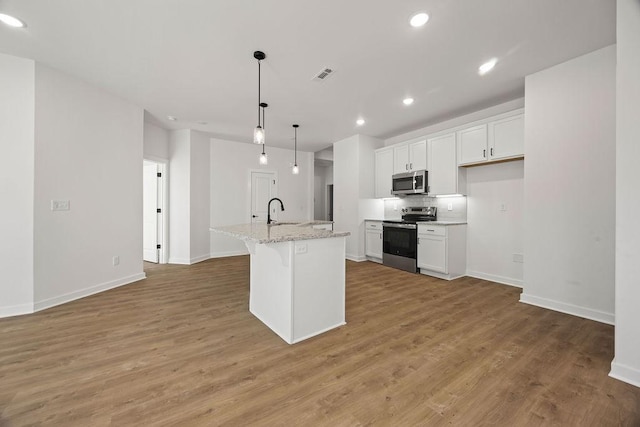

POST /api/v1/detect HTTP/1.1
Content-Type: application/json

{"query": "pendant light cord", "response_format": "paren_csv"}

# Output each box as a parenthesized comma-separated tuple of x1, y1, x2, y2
(262, 106, 266, 154)
(257, 60, 261, 126)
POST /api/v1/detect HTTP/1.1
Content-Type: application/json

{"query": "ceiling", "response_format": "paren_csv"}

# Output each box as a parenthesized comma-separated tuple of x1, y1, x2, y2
(0, 0, 615, 153)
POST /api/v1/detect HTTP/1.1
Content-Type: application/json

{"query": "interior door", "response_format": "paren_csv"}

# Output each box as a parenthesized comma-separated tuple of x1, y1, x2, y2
(251, 171, 276, 223)
(143, 161, 159, 262)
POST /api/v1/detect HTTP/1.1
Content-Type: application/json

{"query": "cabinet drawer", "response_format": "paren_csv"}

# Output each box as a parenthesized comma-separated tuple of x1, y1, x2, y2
(418, 224, 446, 236)
(365, 221, 383, 230)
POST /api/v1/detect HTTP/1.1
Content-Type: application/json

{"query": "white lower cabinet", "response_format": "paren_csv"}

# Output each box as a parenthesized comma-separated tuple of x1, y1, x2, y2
(417, 224, 467, 280)
(365, 221, 383, 262)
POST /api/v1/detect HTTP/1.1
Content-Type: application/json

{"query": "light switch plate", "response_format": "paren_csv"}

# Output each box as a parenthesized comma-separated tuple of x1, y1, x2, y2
(51, 200, 70, 211)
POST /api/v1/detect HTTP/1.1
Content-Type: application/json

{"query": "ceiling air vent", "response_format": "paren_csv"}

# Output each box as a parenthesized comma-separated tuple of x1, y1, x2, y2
(312, 67, 335, 82)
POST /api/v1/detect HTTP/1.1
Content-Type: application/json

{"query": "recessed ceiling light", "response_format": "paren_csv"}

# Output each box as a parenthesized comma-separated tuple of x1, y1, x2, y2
(356, 118, 365, 126)
(409, 12, 429, 28)
(478, 58, 498, 75)
(167, 115, 177, 121)
(0, 13, 26, 28)
(403, 97, 414, 106)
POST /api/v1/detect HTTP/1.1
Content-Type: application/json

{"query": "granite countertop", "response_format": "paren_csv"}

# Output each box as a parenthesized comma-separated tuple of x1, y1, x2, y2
(211, 222, 349, 244)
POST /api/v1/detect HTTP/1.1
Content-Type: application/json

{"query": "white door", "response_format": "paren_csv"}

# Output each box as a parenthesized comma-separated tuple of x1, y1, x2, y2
(143, 161, 159, 262)
(251, 171, 277, 223)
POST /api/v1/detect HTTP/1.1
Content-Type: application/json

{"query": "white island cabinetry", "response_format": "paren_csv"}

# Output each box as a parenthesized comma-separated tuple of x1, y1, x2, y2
(211, 222, 348, 344)
(417, 223, 467, 280)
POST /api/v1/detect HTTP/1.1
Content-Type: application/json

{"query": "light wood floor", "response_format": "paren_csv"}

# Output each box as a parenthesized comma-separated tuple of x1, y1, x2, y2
(1, 257, 638, 426)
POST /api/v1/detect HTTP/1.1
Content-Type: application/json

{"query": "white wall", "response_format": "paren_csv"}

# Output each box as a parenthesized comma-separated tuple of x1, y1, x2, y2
(466, 161, 524, 287)
(168, 129, 192, 264)
(33, 63, 145, 309)
(209, 138, 314, 258)
(611, 0, 640, 388)
(190, 130, 211, 263)
(0, 53, 35, 316)
(521, 45, 616, 324)
(334, 135, 384, 260)
(143, 121, 169, 161)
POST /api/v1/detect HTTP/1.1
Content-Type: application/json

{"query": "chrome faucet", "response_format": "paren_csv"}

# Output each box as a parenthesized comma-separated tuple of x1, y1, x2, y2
(267, 198, 285, 225)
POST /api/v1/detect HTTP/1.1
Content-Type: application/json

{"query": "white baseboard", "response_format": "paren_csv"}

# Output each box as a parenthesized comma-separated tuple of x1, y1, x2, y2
(346, 254, 366, 262)
(519, 293, 614, 325)
(34, 272, 146, 312)
(168, 257, 191, 265)
(365, 256, 383, 264)
(209, 250, 249, 259)
(610, 359, 640, 388)
(190, 254, 211, 264)
(466, 270, 523, 288)
(0, 302, 35, 318)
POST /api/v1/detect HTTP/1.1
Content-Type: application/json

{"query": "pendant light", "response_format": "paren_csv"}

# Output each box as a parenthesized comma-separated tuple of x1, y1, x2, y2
(253, 51, 266, 144)
(259, 103, 268, 165)
(292, 124, 299, 175)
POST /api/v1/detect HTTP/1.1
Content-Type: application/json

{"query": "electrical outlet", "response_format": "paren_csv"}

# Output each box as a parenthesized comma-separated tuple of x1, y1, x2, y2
(295, 244, 307, 254)
(447, 203, 453, 211)
(113, 256, 120, 266)
(500, 203, 507, 212)
(51, 200, 70, 211)
(513, 253, 524, 263)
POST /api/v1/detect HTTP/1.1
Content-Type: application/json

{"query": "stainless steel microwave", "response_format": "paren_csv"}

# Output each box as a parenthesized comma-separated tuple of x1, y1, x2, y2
(392, 170, 428, 196)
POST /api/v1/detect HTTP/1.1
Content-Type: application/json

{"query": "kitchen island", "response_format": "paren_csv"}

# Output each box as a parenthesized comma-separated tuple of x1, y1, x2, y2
(211, 222, 349, 344)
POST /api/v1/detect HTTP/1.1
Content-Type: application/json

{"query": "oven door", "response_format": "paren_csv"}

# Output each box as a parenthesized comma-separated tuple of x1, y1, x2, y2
(382, 223, 418, 273)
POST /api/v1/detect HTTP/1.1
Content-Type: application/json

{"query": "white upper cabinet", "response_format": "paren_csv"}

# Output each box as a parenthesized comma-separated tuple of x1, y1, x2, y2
(393, 140, 427, 174)
(458, 124, 488, 165)
(427, 133, 458, 195)
(458, 112, 524, 166)
(488, 114, 524, 160)
(374, 147, 394, 198)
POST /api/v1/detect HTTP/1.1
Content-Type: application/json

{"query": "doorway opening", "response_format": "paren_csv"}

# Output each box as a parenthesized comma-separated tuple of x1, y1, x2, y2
(143, 160, 168, 264)
(250, 170, 278, 223)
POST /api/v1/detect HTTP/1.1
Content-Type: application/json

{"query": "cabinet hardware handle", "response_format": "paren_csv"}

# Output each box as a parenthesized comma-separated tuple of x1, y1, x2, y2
(483, 149, 486, 158)
(410, 162, 412, 170)
(490, 147, 493, 156)
(427, 229, 435, 232)
(417, 238, 420, 244)
(406, 163, 409, 170)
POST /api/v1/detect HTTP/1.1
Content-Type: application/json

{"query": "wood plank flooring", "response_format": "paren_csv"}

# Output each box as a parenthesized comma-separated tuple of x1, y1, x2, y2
(1, 257, 638, 426)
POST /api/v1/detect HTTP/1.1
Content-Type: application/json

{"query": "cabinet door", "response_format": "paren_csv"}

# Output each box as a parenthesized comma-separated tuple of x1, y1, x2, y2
(375, 148, 394, 198)
(427, 133, 457, 195)
(408, 140, 427, 171)
(393, 144, 409, 174)
(417, 235, 447, 273)
(489, 114, 524, 160)
(365, 229, 382, 259)
(457, 124, 488, 165)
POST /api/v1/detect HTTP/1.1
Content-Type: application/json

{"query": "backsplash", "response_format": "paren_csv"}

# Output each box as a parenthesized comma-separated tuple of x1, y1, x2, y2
(383, 195, 467, 222)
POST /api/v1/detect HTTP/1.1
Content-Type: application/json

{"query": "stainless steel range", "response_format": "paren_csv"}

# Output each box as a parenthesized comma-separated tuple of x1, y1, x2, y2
(382, 207, 437, 273)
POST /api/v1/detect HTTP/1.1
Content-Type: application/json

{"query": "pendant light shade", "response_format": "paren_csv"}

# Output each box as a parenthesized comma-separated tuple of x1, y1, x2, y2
(253, 51, 266, 144)
(259, 103, 268, 165)
(292, 124, 299, 175)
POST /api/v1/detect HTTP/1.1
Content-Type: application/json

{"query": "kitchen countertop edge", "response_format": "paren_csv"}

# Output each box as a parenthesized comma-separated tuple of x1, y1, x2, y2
(210, 223, 349, 244)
